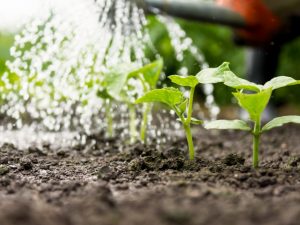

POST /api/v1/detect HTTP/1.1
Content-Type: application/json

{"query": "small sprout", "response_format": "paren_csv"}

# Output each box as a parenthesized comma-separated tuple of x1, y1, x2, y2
(98, 67, 131, 138)
(129, 59, 163, 143)
(136, 73, 201, 160)
(98, 60, 163, 143)
(204, 63, 300, 168)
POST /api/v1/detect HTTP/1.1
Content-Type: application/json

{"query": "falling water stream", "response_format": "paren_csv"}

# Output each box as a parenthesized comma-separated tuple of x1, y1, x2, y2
(0, 0, 219, 148)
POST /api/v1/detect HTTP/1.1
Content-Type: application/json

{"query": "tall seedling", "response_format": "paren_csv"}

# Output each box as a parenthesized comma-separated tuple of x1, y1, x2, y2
(136, 63, 237, 159)
(202, 63, 300, 168)
(135, 69, 220, 159)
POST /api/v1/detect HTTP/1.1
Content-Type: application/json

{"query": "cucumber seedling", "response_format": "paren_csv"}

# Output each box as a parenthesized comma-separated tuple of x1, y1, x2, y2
(203, 63, 300, 168)
(99, 60, 163, 143)
(135, 63, 233, 159)
(98, 66, 131, 138)
(129, 59, 163, 143)
(136, 74, 203, 160)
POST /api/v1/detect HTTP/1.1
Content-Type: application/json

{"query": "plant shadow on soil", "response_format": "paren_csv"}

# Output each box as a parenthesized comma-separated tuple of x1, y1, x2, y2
(0, 125, 300, 225)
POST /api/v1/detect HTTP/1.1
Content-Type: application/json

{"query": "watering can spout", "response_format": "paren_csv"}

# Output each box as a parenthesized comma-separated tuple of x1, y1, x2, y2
(134, 0, 300, 46)
(133, 0, 247, 28)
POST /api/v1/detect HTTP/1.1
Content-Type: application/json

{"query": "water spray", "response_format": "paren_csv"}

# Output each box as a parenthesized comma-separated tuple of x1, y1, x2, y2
(133, 0, 246, 28)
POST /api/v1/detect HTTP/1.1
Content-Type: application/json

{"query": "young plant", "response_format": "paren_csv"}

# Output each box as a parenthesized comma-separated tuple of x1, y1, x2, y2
(136, 75, 203, 160)
(202, 63, 300, 168)
(98, 67, 131, 138)
(99, 60, 163, 143)
(128, 59, 163, 143)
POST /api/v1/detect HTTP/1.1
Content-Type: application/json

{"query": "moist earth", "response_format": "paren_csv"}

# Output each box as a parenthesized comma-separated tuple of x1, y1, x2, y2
(0, 125, 300, 225)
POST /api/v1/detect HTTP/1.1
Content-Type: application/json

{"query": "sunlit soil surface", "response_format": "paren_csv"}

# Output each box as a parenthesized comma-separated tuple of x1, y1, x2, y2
(0, 125, 299, 225)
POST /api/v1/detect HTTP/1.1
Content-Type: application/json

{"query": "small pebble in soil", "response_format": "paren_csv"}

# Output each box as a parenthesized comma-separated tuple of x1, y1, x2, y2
(234, 173, 249, 182)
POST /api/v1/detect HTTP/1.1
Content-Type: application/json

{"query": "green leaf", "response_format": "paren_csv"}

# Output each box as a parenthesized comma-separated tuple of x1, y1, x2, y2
(176, 117, 203, 125)
(233, 88, 272, 121)
(190, 118, 203, 125)
(263, 76, 299, 90)
(169, 75, 198, 88)
(8, 72, 20, 84)
(102, 70, 129, 100)
(97, 89, 112, 100)
(135, 87, 185, 109)
(262, 116, 300, 132)
(223, 72, 263, 92)
(129, 59, 163, 88)
(177, 99, 188, 115)
(204, 120, 251, 131)
(196, 62, 229, 84)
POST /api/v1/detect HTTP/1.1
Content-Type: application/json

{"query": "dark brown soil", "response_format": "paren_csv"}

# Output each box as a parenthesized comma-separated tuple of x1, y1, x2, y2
(0, 125, 300, 225)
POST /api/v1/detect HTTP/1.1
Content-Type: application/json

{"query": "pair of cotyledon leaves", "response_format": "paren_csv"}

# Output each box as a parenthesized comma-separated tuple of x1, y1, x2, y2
(136, 62, 300, 132)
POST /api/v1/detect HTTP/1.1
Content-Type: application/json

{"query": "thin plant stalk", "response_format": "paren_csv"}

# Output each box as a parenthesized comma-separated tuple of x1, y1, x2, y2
(138, 74, 151, 144)
(105, 100, 114, 138)
(183, 124, 195, 160)
(252, 118, 261, 168)
(186, 87, 195, 124)
(129, 104, 137, 144)
(140, 103, 152, 144)
(185, 86, 196, 160)
(177, 87, 196, 160)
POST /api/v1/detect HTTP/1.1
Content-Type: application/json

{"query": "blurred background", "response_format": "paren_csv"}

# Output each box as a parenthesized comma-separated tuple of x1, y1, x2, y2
(1, 0, 300, 111)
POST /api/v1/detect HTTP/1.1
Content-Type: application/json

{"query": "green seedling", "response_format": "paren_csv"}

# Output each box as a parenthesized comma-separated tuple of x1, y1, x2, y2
(98, 67, 130, 138)
(129, 59, 163, 143)
(203, 62, 300, 168)
(99, 60, 163, 143)
(136, 74, 203, 160)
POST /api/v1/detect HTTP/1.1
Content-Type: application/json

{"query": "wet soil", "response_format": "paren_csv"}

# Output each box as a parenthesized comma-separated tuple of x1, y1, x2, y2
(0, 125, 300, 225)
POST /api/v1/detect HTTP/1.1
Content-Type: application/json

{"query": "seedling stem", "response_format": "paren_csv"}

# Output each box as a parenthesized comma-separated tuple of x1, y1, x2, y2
(185, 87, 195, 160)
(183, 124, 195, 160)
(105, 100, 114, 138)
(202, 62, 300, 168)
(138, 73, 151, 144)
(253, 118, 261, 168)
(140, 103, 151, 144)
(175, 87, 196, 160)
(129, 104, 137, 144)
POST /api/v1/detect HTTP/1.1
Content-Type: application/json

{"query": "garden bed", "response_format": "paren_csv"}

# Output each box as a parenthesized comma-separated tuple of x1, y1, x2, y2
(0, 125, 299, 225)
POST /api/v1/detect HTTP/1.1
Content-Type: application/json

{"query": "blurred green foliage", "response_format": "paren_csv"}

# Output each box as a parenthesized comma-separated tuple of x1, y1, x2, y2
(146, 16, 245, 76)
(146, 16, 245, 105)
(0, 33, 14, 73)
(276, 38, 300, 105)
(1, 16, 300, 106)
(146, 16, 300, 106)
